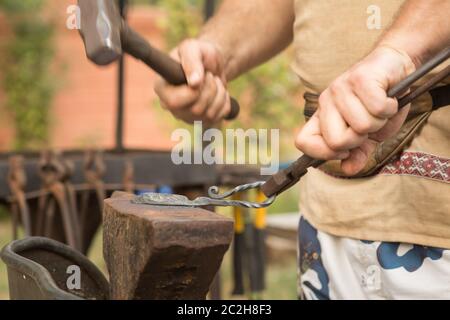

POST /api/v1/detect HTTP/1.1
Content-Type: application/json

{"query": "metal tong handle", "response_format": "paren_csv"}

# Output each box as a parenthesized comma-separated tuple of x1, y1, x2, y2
(261, 47, 450, 198)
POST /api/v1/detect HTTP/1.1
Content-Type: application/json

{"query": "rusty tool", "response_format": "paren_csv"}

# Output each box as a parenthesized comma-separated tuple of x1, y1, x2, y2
(59, 155, 79, 242)
(36, 151, 82, 251)
(7, 156, 32, 238)
(135, 47, 450, 208)
(78, 0, 240, 120)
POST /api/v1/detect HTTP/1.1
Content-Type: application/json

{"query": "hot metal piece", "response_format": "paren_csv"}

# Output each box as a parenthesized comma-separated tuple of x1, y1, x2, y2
(133, 182, 276, 209)
(133, 193, 200, 206)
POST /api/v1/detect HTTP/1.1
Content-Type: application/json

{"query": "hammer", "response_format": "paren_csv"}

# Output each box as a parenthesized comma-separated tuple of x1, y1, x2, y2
(78, 0, 240, 120)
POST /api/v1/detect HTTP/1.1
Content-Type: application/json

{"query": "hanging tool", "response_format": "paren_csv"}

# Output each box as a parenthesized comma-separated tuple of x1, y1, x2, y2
(135, 47, 450, 208)
(7, 156, 32, 238)
(36, 151, 82, 251)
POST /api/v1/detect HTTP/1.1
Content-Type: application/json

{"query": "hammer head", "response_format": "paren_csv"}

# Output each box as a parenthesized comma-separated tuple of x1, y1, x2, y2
(78, 0, 123, 65)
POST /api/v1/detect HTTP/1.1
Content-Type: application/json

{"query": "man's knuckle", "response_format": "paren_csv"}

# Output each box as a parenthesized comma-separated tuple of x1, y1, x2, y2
(295, 134, 307, 150)
(326, 135, 346, 151)
(349, 69, 366, 87)
(318, 93, 328, 108)
(369, 101, 390, 117)
(191, 105, 204, 116)
(329, 81, 345, 97)
(206, 111, 216, 121)
(165, 96, 181, 110)
(353, 119, 372, 134)
(164, 97, 175, 109)
(216, 80, 225, 94)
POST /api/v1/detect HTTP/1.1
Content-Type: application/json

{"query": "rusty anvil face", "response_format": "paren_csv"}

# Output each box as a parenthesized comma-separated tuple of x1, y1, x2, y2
(103, 192, 233, 300)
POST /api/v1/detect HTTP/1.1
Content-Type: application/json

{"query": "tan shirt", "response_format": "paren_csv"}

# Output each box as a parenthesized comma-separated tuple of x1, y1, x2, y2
(292, 0, 450, 248)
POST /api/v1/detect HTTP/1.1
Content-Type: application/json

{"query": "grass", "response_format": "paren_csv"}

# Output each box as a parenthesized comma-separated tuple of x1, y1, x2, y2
(0, 201, 299, 300)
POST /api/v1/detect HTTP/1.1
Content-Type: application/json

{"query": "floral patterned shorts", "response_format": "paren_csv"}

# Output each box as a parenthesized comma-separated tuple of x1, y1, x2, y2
(298, 216, 450, 300)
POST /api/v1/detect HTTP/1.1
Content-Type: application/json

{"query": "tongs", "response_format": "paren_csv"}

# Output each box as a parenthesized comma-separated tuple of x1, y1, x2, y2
(135, 47, 450, 208)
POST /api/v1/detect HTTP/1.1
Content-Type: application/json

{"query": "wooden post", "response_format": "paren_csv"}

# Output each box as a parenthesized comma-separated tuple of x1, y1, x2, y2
(103, 192, 233, 300)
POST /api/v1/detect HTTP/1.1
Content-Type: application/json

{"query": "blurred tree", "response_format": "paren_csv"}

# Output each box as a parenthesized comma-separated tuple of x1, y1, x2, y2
(0, 0, 44, 12)
(150, 0, 303, 158)
(0, 0, 56, 150)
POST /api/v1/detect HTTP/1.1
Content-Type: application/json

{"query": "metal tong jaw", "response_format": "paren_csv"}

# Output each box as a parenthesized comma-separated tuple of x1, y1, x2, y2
(260, 155, 325, 198)
(133, 181, 276, 209)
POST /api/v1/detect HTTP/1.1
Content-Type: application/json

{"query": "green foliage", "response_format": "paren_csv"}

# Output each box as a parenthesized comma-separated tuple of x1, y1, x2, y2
(0, 0, 56, 150)
(156, 0, 204, 49)
(0, 0, 45, 13)
(153, 0, 302, 157)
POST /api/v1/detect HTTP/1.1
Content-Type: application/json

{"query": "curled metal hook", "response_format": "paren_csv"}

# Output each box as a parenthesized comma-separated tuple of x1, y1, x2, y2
(133, 181, 276, 209)
(207, 181, 276, 208)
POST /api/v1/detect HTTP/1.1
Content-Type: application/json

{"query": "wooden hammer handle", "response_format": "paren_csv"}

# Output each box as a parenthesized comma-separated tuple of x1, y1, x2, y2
(121, 25, 240, 120)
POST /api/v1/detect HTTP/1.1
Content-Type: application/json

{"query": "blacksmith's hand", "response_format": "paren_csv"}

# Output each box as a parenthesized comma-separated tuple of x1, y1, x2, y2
(295, 46, 416, 176)
(154, 39, 231, 124)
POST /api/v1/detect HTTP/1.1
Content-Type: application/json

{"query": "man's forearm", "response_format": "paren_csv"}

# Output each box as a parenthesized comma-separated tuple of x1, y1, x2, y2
(198, 0, 294, 80)
(379, 0, 450, 67)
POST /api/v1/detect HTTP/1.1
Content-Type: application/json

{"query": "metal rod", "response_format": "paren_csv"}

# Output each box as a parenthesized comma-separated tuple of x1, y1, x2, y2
(398, 65, 450, 108)
(116, 0, 127, 153)
(389, 46, 450, 97)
